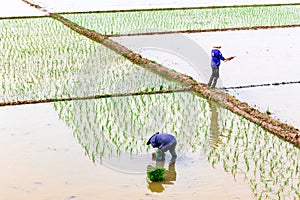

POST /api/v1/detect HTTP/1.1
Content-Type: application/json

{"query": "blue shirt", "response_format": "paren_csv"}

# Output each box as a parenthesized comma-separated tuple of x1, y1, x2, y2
(211, 48, 225, 68)
(148, 133, 177, 150)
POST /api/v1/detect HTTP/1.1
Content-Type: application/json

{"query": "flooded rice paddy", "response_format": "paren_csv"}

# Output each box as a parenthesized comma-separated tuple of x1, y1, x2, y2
(63, 5, 300, 35)
(1, 2, 300, 200)
(114, 27, 300, 129)
(1, 93, 299, 199)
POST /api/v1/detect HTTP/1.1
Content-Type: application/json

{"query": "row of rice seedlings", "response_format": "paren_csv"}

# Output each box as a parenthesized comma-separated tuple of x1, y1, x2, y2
(0, 18, 178, 102)
(53, 91, 212, 159)
(207, 108, 300, 199)
(63, 6, 300, 35)
(53, 83, 299, 199)
(8, 15, 293, 193)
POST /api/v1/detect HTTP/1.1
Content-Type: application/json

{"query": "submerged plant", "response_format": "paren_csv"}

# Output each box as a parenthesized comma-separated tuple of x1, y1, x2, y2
(147, 167, 166, 182)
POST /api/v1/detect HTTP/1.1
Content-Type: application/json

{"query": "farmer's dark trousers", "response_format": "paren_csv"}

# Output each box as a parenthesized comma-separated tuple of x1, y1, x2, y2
(156, 141, 177, 162)
(208, 67, 219, 88)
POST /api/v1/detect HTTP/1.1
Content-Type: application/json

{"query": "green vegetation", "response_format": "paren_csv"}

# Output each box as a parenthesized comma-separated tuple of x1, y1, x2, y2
(208, 111, 300, 199)
(63, 6, 300, 35)
(0, 7, 299, 200)
(148, 167, 166, 182)
(0, 18, 179, 102)
(53, 92, 211, 158)
(54, 92, 299, 199)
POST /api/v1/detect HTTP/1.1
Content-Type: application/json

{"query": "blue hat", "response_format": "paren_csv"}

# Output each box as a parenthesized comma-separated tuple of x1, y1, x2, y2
(146, 132, 159, 145)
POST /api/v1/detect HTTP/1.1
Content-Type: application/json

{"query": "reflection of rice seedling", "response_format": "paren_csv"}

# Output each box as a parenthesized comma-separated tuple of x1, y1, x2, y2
(206, 107, 300, 199)
(147, 167, 166, 182)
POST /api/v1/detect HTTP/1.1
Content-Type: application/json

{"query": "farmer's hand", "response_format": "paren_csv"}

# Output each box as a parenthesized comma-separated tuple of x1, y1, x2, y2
(159, 147, 167, 152)
(227, 56, 236, 61)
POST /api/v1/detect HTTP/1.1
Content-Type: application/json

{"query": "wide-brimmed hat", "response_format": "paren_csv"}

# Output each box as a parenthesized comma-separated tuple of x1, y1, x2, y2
(212, 41, 223, 48)
(146, 132, 159, 145)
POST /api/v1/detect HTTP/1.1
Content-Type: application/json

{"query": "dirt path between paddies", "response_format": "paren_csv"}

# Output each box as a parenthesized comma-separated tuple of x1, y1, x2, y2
(105, 24, 300, 37)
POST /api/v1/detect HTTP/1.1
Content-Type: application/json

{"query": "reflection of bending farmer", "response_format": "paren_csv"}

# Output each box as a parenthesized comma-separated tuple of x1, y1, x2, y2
(147, 161, 177, 193)
(146, 132, 177, 161)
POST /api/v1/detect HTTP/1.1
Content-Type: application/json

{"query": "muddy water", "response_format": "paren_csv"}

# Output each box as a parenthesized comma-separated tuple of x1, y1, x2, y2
(0, 103, 253, 200)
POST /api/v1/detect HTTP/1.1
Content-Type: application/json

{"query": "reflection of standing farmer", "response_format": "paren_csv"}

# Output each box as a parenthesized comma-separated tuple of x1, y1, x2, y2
(208, 100, 221, 148)
(208, 42, 235, 88)
(146, 132, 177, 161)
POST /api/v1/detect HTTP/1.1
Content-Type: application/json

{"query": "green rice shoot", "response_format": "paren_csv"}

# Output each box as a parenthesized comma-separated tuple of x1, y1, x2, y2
(147, 167, 166, 182)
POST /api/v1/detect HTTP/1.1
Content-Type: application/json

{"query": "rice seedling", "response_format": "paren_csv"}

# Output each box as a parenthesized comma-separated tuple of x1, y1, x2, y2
(208, 109, 300, 199)
(1, 9, 298, 199)
(0, 17, 180, 104)
(54, 91, 213, 162)
(147, 167, 166, 182)
(63, 6, 300, 35)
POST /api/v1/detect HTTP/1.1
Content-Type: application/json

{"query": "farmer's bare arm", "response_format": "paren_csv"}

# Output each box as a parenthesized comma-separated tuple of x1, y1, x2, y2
(225, 56, 236, 61)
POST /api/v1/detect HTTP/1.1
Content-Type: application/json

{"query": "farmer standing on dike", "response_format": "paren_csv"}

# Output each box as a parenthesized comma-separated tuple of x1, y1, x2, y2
(146, 132, 177, 162)
(208, 42, 235, 88)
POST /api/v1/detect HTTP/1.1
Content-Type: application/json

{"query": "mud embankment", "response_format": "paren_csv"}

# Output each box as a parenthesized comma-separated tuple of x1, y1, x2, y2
(0, 87, 192, 107)
(106, 24, 300, 37)
(222, 80, 300, 90)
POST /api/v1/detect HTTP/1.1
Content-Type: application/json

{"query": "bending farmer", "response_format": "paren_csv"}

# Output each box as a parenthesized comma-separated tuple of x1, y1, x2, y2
(208, 42, 235, 88)
(146, 132, 177, 162)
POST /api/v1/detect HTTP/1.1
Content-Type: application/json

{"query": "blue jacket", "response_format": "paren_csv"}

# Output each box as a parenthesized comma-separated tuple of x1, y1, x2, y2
(147, 133, 177, 151)
(211, 48, 225, 68)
